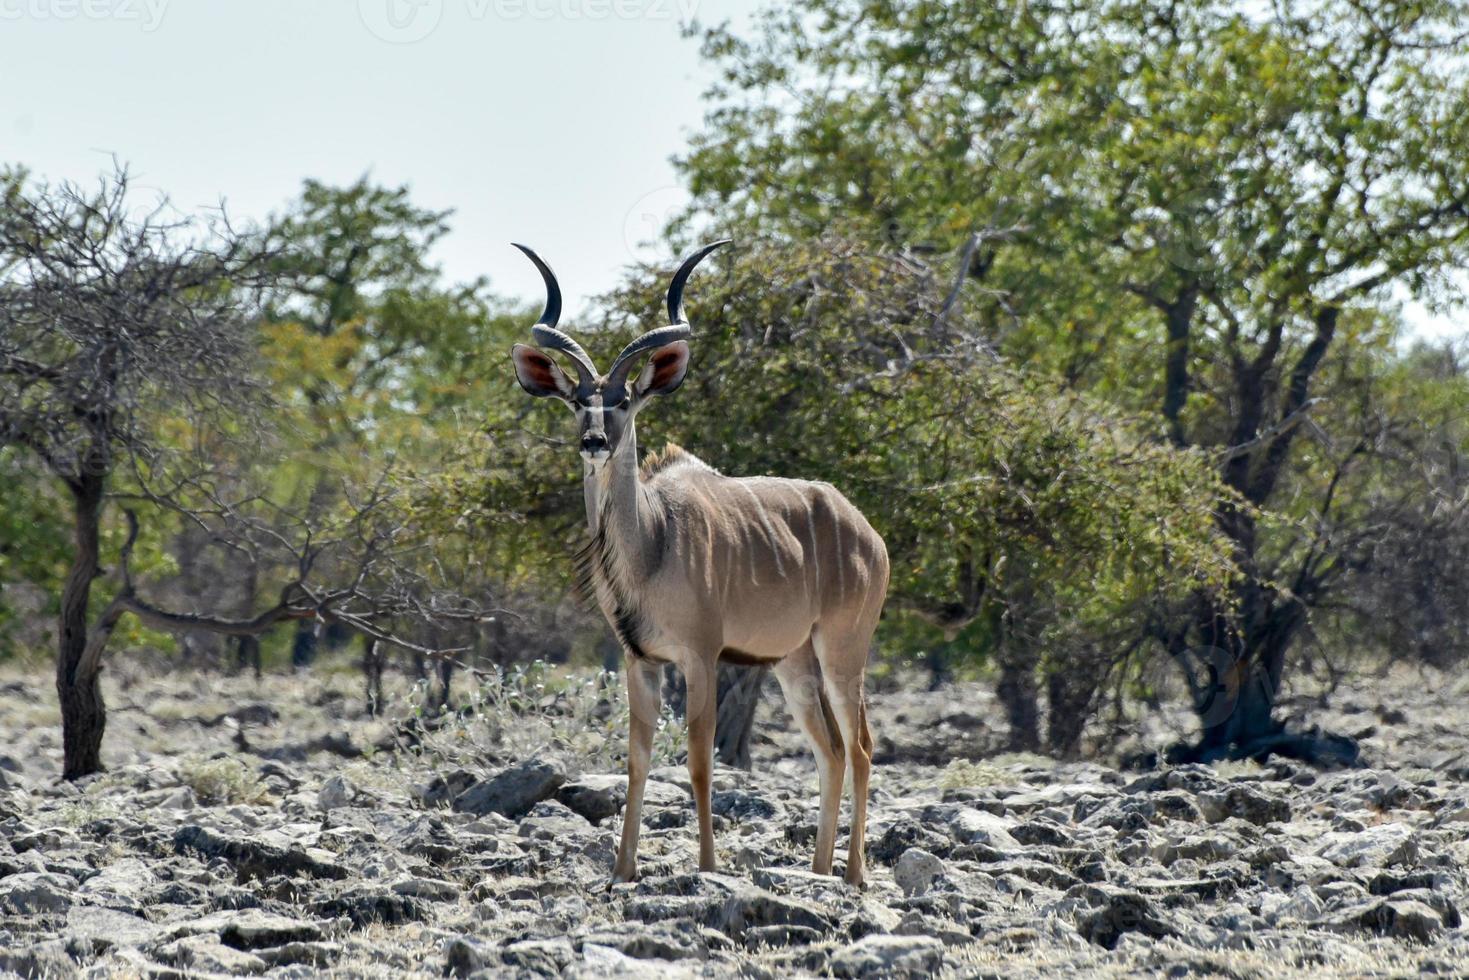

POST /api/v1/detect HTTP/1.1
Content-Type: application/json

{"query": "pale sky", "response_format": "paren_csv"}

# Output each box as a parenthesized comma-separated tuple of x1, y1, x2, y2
(1, 0, 745, 319)
(1, 0, 1462, 341)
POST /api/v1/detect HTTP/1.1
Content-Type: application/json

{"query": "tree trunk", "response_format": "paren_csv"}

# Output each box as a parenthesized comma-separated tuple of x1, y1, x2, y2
(664, 662, 769, 770)
(1188, 627, 1282, 762)
(1168, 306, 1352, 767)
(363, 635, 384, 716)
(235, 635, 262, 679)
(1045, 666, 1095, 759)
(714, 665, 767, 770)
(996, 645, 1041, 753)
(233, 559, 262, 679)
(436, 655, 454, 709)
(1173, 577, 1355, 766)
(57, 475, 106, 780)
(925, 640, 954, 691)
(291, 621, 318, 668)
(598, 633, 621, 674)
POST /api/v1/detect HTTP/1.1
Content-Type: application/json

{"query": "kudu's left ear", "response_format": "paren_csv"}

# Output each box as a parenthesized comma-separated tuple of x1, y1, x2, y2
(632, 341, 690, 399)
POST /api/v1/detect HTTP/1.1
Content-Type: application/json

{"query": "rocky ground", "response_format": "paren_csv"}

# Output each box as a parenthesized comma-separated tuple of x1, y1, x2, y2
(1, 658, 1468, 978)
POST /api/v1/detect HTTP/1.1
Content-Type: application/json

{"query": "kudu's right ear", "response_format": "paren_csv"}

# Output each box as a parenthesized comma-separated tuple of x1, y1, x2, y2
(512, 344, 577, 400)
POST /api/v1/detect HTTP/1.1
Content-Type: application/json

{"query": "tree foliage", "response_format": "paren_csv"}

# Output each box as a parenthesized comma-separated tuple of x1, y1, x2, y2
(0, 167, 488, 777)
(430, 237, 1237, 754)
(675, 0, 1469, 759)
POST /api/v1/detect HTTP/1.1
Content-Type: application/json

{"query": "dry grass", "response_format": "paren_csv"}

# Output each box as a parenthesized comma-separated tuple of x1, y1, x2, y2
(177, 755, 271, 805)
(397, 663, 685, 780)
(939, 752, 1056, 790)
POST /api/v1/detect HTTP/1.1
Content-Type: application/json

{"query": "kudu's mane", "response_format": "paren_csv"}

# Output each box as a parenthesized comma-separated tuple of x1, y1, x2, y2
(638, 442, 710, 479)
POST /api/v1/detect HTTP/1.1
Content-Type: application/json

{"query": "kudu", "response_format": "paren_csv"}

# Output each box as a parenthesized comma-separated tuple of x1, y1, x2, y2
(509, 241, 889, 886)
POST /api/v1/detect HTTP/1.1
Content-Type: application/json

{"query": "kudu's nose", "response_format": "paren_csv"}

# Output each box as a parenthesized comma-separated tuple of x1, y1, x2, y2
(582, 433, 608, 454)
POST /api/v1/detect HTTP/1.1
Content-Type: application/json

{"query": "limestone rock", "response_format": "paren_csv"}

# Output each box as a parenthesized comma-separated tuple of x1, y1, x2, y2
(830, 935, 944, 978)
(894, 848, 945, 897)
(0, 871, 74, 914)
(453, 757, 567, 819)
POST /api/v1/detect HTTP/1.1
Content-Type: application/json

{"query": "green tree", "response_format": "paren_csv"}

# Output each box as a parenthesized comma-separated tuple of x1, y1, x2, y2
(677, 0, 1469, 761)
(435, 237, 1235, 755)
(258, 177, 515, 677)
(0, 453, 70, 657)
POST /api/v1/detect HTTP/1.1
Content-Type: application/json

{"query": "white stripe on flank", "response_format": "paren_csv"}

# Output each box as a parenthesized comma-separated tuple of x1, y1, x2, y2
(832, 514, 845, 599)
(806, 505, 820, 600)
(738, 482, 786, 579)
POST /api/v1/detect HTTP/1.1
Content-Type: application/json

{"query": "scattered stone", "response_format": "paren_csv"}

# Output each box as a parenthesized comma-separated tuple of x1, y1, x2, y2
(1069, 883, 1176, 949)
(444, 935, 496, 978)
(416, 768, 477, 808)
(317, 773, 357, 810)
(156, 934, 270, 974)
(0, 940, 75, 979)
(1330, 898, 1449, 942)
(501, 936, 576, 974)
(712, 788, 778, 822)
(1150, 791, 1205, 823)
(742, 923, 824, 948)
(894, 848, 946, 897)
(946, 807, 1019, 848)
(1315, 823, 1419, 868)
(310, 887, 426, 926)
(1010, 819, 1071, 847)
(518, 799, 593, 839)
(557, 774, 629, 823)
(895, 909, 973, 946)
(710, 882, 836, 938)
(574, 943, 683, 979)
(64, 905, 159, 952)
(871, 816, 953, 864)
(557, 774, 686, 824)
(453, 758, 567, 819)
(172, 909, 326, 949)
(390, 875, 461, 901)
(255, 941, 344, 968)
(0, 871, 73, 914)
(2, 671, 1468, 978)
(830, 934, 944, 978)
(578, 922, 710, 960)
(1197, 786, 1291, 826)
(750, 866, 848, 896)
(74, 857, 157, 912)
(173, 824, 350, 880)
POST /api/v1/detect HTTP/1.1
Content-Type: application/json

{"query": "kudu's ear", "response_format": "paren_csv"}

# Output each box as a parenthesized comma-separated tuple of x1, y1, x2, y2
(512, 344, 577, 400)
(632, 341, 690, 399)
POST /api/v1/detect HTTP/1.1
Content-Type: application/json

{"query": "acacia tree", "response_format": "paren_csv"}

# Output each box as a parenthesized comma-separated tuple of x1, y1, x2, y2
(0, 168, 478, 778)
(259, 177, 510, 689)
(676, 0, 1469, 761)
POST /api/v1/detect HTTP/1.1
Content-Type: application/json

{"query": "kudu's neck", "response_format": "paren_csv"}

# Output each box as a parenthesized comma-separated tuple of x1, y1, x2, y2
(583, 418, 659, 574)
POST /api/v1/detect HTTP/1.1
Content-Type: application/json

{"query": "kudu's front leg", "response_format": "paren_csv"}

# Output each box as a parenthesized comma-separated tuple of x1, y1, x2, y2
(612, 656, 661, 884)
(684, 656, 719, 873)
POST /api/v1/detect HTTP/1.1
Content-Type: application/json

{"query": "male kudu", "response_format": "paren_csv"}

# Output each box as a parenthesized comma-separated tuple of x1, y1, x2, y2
(509, 241, 889, 886)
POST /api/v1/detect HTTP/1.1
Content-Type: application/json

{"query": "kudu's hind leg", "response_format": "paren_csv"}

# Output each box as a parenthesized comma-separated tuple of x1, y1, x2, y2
(612, 656, 661, 883)
(813, 628, 874, 888)
(774, 641, 845, 875)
